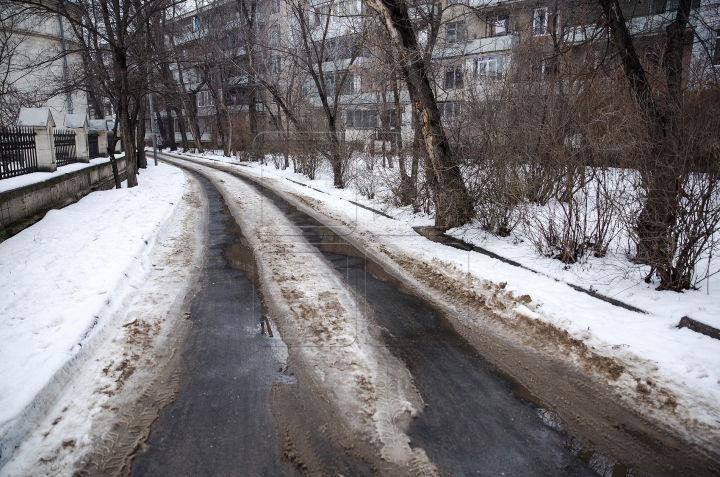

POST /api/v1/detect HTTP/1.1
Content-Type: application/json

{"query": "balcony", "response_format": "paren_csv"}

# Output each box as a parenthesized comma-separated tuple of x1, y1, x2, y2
(434, 34, 515, 59)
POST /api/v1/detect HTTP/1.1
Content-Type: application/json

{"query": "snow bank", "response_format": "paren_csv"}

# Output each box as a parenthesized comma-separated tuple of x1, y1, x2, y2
(0, 163, 185, 466)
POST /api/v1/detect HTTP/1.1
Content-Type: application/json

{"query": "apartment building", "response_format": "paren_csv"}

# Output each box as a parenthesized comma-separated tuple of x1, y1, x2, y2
(0, 2, 89, 127)
(160, 0, 718, 151)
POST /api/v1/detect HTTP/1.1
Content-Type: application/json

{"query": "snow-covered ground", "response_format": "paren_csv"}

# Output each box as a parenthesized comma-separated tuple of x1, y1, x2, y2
(0, 163, 186, 468)
(0, 157, 118, 194)
(164, 150, 720, 453)
(2, 147, 718, 471)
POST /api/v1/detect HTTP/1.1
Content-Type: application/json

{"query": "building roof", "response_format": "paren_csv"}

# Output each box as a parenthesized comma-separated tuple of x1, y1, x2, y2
(88, 119, 107, 131)
(64, 114, 88, 128)
(17, 107, 55, 128)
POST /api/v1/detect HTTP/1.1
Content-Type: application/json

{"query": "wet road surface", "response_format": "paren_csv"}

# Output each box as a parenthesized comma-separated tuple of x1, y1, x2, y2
(234, 174, 600, 477)
(130, 171, 295, 476)
(136, 154, 720, 477)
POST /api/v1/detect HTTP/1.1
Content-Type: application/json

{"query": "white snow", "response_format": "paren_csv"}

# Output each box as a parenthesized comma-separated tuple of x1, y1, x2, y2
(0, 157, 119, 194)
(0, 163, 185, 466)
(162, 150, 720, 452)
(1, 166, 205, 476)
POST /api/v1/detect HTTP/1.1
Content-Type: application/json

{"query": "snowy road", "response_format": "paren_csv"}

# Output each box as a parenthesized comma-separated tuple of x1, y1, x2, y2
(3, 155, 717, 476)
(134, 155, 718, 477)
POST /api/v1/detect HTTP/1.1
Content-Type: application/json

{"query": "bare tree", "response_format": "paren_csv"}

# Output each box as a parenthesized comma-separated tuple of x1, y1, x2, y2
(285, 0, 369, 188)
(362, 0, 473, 229)
(0, 2, 68, 126)
(20, 0, 175, 187)
(598, 0, 720, 289)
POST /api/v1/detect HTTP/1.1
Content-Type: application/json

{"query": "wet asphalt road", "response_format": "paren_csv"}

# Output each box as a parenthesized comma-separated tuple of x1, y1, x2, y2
(130, 171, 295, 476)
(132, 158, 602, 476)
(243, 178, 599, 477)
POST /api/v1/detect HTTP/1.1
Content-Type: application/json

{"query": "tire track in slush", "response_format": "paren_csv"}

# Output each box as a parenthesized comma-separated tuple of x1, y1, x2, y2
(161, 156, 602, 477)
(130, 170, 296, 476)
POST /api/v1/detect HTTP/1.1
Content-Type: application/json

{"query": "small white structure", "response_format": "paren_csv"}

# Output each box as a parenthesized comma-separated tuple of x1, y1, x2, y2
(88, 119, 108, 157)
(64, 114, 89, 163)
(17, 107, 56, 172)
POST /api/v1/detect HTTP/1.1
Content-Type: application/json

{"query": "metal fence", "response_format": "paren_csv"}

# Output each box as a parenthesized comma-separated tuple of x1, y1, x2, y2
(54, 129, 77, 167)
(0, 127, 37, 179)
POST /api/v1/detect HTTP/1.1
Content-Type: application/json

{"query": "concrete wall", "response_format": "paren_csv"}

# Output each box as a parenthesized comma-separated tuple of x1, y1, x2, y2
(0, 157, 127, 241)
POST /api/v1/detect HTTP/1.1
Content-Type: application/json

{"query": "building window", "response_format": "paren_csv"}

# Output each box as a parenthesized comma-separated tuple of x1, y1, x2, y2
(325, 71, 355, 95)
(650, 0, 681, 14)
(269, 55, 281, 74)
(532, 57, 557, 78)
(474, 55, 503, 80)
(438, 102, 459, 122)
(271, 0, 280, 14)
(192, 16, 202, 33)
(446, 21, 465, 43)
(346, 110, 377, 129)
(644, 47, 662, 67)
(269, 25, 280, 45)
(381, 109, 400, 131)
(323, 35, 357, 61)
(314, 4, 329, 25)
(196, 90, 214, 107)
(533, 8, 557, 36)
(332, 0, 359, 17)
(229, 87, 249, 105)
(714, 29, 720, 66)
(487, 14, 509, 37)
(444, 66, 464, 89)
(174, 117, 191, 134)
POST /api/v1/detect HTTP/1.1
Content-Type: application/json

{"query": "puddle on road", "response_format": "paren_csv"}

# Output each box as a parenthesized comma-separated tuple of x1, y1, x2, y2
(216, 169, 636, 477)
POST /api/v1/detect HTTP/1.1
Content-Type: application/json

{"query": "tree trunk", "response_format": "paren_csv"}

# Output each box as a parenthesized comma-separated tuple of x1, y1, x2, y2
(279, 104, 290, 169)
(165, 107, 177, 151)
(174, 107, 189, 151)
(363, 0, 473, 229)
(174, 57, 204, 153)
(327, 115, 344, 188)
(156, 110, 166, 143)
(392, 75, 403, 152)
(188, 102, 204, 153)
(137, 99, 147, 169)
(248, 80, 260, 160)
(112, 48, 137, 187)
(598, 0, 693, 290)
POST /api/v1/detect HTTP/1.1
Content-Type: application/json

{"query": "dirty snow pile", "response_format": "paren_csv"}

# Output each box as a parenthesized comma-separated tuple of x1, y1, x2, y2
(165, 150, 720, 451)
(0, 163, 185, 465)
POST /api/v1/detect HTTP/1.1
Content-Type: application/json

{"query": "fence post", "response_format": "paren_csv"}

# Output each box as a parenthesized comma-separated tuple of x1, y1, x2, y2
(64, 114, 89, 163)
(17, 107, 56, 172)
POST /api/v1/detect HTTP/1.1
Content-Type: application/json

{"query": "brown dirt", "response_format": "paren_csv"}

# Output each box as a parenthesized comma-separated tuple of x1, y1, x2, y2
(269, 352, 415, 477)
